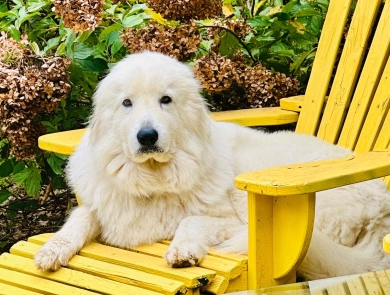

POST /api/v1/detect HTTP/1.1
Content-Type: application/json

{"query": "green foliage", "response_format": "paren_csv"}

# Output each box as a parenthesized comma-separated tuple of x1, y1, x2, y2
(0, 0, 328, 203)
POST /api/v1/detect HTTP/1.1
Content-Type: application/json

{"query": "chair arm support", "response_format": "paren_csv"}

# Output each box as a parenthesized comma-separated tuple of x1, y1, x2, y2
(235, 150, 390, 196)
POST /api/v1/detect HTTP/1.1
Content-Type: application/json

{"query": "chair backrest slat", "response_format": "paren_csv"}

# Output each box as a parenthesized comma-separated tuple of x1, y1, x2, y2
(338, 0, 390, 150)
(354, 57, 390, 152)
(374, 108, 390, 151)
(316, 0, 383, 144)
(295, 0, 353, 135)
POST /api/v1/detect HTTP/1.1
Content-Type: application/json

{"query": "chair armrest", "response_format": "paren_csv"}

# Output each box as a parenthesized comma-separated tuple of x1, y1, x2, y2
(38, 108, 299, 155)
(235, 150, 390, 196)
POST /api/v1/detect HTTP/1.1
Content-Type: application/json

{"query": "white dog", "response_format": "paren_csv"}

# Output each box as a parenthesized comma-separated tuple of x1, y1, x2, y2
(34, 51, 390, 280)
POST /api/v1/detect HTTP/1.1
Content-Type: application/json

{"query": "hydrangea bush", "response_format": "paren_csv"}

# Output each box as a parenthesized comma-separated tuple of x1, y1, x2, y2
(0, 0, 329, 228)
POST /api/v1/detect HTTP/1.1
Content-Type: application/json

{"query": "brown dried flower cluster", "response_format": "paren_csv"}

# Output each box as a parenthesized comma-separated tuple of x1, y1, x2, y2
(146, 0, 222, 21)
(0, 33, 71, 160)
(194, 54, 299, 111)
(121, 21, 201, 61)
(53, 0, 104, 33)
(208, 19, 252, 40)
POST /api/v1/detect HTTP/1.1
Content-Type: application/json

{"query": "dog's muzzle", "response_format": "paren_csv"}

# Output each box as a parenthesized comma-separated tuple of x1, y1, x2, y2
(136, 127, 164, 154)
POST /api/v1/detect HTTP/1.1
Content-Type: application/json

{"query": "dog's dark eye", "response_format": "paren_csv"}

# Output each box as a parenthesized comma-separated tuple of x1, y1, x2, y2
(160, 96, 172, 104)
(122, 99, 132, 107)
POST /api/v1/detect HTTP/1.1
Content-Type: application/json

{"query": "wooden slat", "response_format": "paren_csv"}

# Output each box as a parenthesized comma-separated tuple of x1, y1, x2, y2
(7, 242, 185, 295)
(17, 238, 214, 289)
(355, 56, 390, 152)
(374, 109, 390, 150)
(235, 151, 390, 196)
(346, 277, 368, 295)
(0, 282, 43, 295)
(376, 270, 390, 294)
(327, 282, 350, 295)
(317, 0, 383, 143)
(201, 275, 228, 294)
(29, 233, 242, 280)
(225, 271, 248, 293)
(280, 95, 305, 112)
(161, 240, 248, 270)
(0, 267, 98, 295)
(338, 0, 390, 150)
(361, 272, 384, 294)
(210, 107, 298, 126)
(0, 253, 163, 295)
(38, 129, 86, 155)
(295, 0, 353, 135)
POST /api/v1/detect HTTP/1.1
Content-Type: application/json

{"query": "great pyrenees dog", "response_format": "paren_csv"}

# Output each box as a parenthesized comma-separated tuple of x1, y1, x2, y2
(34, 51, 390, 280)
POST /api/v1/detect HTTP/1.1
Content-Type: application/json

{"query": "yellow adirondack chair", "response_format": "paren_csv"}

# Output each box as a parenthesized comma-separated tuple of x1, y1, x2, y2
(1, 0, 390, 293)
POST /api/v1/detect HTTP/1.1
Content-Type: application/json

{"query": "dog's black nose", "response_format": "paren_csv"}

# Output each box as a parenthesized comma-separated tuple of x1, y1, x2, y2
(137, 128, 158, 146)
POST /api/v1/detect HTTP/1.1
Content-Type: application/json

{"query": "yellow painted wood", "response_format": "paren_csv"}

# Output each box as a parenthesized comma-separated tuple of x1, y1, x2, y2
(38, 129, 86, 155)
(129, 242, 243, 279)
(235, 151, 390, 196)
(247, 191, 274, 289)
(160, 241, 248, 270)
(80, 243, 215, 288)
(30, 233, 242, 280)
(273, 193, 315, 279)
(38, 108, 298, 156)
(311, 290, 327, 295)
(9, 242, 186, 295)
(247, 192, 296, 289)
(225, 271, 248, 293)
(338, 0, 390, 150)
(355, 57, 390, 153)
(201, 275, 228, 294)
(17, 239, 214, 289)
(279, 95, 304, 112)
(0, 267, 97, 295)
(346, 277, 368, 295)
(374, 109, 390, 151)
(0, 253, 163, 295)
(361, 272, 384, 295)
(0, 282, 43, 295)
(383, 234, 390, 254)
(210, 107, 298, 126)
(295, 0, 353, 135)
(327, 282, 350, 295)
(375, 270, 390, 294)
(317, 0, 383, 144)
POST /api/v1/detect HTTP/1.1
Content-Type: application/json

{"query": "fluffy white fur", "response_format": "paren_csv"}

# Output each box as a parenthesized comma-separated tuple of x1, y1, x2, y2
(34, 52, 390, 280)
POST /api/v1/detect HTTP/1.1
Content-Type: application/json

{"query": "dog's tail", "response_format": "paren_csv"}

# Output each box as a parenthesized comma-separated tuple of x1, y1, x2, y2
(299, 229, 390, 279)
(216, 226, 390, 280)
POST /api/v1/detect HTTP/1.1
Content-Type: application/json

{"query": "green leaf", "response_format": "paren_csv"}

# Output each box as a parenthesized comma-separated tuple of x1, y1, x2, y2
(110, 38, 123, 55)
(13, 162, 25, 174)
(282, 0, 298, 14)
(0, 190, 12, 203)
(99, 23, 123, 42)
(73, 43, 94, 59)
(219, 31, 242, 58)
(47, 153, 66, 175)
(43, 36, 60, 53)
(13, 166, 41, 197)
(293, 8, 322, 17)
(0, 160, 14, 177)
(122, 13, 150, 28)
(247, 16, 270, 28)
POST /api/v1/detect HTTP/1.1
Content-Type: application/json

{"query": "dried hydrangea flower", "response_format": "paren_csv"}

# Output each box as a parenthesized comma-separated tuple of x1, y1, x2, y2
(53, 0, 105, 33)
(0, 33, 71, 159)
(121, 21, 201, 61)
(146, 0, 222, 22)
(194, 53, 299, 111)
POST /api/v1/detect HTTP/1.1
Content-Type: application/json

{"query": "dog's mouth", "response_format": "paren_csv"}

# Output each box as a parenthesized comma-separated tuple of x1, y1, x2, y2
(136, 146, 164, 155)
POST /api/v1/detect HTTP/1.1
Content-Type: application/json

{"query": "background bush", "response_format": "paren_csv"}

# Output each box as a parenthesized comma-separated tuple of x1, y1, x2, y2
(0, 0, 328, 250)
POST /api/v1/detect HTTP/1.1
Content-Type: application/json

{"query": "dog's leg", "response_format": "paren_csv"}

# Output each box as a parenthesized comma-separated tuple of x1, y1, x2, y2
(34, 205, 100, 271)
(164, 216, 242, 267)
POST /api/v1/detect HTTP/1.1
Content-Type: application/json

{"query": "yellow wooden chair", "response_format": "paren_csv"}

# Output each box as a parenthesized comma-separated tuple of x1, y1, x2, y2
(1, 0, 390, 293)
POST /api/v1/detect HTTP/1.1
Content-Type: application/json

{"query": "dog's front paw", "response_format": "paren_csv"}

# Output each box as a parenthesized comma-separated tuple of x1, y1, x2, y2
(34, 236, 77, 271)
(164, 244, 206, 268)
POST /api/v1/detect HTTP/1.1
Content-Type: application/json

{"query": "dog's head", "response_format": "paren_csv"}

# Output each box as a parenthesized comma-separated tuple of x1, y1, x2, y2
(89, 52, 210, 164)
